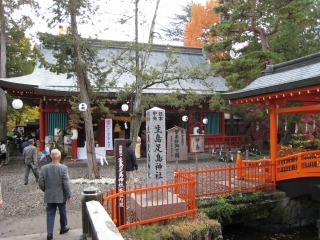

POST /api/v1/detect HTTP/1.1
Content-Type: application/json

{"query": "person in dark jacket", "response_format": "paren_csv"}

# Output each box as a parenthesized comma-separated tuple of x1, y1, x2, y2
(38, 149, 72, 240)
(126, 139, 138, 186)
(20, 138, 29, 154)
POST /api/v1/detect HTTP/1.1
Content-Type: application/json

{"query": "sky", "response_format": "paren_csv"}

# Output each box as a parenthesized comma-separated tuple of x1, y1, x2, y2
(22, 0, 208, 46)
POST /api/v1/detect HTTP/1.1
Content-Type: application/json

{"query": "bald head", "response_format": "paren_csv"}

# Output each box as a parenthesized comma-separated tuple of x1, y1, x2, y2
(50, 149, 61, 162)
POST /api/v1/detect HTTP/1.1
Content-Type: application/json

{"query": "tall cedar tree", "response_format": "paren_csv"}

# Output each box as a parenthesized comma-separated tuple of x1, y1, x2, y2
(0, 0, 38, 140)
(206, 0, 319, 136)
(183, 0, 219, 47)
(161, 3, 192, 42)
(206, 0, 317, 92)
(40, 0, 101, 179)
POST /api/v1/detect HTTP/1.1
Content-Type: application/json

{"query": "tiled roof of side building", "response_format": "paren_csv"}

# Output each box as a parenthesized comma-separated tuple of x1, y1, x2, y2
(222, 52, 320, 100)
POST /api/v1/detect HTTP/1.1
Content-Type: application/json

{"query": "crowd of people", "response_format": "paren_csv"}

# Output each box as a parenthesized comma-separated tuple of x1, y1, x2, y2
(0, 129, 142, 239)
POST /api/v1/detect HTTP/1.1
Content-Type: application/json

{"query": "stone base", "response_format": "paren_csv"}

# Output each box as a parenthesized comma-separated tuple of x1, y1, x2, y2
(130, 192, 187, 220)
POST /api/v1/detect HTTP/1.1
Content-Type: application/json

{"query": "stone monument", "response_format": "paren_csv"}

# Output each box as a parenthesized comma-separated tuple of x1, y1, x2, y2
(146, 107, 167, 184)
(131, 107, 186, 220)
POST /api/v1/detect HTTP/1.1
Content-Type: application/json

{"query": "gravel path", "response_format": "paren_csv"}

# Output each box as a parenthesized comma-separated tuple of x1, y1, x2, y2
(0, 150, 233, 238)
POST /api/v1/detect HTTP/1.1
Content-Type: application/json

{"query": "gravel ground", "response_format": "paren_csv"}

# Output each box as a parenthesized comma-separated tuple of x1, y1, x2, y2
(0, 150, 233, 238)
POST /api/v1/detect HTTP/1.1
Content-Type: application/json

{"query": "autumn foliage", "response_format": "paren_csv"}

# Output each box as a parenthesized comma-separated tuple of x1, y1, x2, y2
(183, 0, 219, 47)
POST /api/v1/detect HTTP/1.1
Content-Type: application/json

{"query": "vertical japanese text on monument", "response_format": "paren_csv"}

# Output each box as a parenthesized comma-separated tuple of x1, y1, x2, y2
(105, 119, 113, 150)
(167, 127, 188, 161)
(146, 107, 167, 184)
(117, 145, 125, 207)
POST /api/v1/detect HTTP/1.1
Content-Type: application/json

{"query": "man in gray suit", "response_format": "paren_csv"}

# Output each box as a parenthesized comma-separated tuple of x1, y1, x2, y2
(23, 139, 39, 185)
(38, 149, 72, 240)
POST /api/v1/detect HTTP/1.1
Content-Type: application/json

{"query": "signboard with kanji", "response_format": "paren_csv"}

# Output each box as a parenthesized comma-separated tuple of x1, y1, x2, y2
(114, 138, 126, 226)
(189, 134, 205, 153)
(104, 119, 113, 150)
(167, 126, 188, 161)
(146, 107, 167, 184)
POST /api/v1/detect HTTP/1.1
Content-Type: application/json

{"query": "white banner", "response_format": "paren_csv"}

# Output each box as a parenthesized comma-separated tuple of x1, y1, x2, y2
(105, 119, 113, 150)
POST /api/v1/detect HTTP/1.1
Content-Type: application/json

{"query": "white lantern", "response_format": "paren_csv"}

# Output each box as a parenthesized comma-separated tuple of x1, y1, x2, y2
(202, 118, 208, 125)
(79, 103, 87, 112)
(121, 103, 129, 112)
(182, 115, 188, 122)
(12, 99, 23, 109)
(71, 129, 78, 140)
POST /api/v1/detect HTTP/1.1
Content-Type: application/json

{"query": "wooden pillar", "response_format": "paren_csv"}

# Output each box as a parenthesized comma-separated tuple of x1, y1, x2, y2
(39, 100, 45, 151)
(221, 112, 225, 135)
(98, 120, 105, 147)
(44, 113, 48, 137)
(72, 139, 77, 159)
(269, 103, 278, 165)
(187, 110, 193, 150)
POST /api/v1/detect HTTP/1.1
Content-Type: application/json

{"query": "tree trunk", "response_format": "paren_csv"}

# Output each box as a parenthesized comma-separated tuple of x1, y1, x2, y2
(0, 0, 7, 141)
(70, 9, 99, 179)
(148, 0, 160, 44)
(129, 0, 142, 149)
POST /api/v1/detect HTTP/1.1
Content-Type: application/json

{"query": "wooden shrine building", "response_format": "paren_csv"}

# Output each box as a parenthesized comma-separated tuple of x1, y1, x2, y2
(0, 40, 231, 159)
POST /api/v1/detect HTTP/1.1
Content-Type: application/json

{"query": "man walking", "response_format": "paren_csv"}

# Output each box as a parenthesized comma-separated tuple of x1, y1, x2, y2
(126, 139, 138, 186)
(38, 149, 72, 240)
(23, 139, 39, 185)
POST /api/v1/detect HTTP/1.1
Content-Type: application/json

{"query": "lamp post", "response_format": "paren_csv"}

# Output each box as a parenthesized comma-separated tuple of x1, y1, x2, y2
(182, 115, 188, 122)
(79, 103, 87, 112)
(12, 99, 23, 110)
(121, 103, 129, 112)
(202, 117, 208, 134)
(202, 118, 208, 125)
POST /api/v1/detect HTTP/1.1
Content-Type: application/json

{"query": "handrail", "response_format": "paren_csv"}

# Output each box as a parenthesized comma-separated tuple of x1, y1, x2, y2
(276, 150, 320, 181)
(204, 134, 246, 150)
(85, 200, 124, 240)
(175, 163, 275, 198)
(96, 150, 319, 232)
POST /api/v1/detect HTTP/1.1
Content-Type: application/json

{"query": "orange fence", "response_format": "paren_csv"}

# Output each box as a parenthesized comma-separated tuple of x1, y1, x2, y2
(276, 150, 320, 181)
(102, 157, 277, 230)
(102, 176, 196, 230)
(204, 135, 246, 150)
(174, 163, 276, 198)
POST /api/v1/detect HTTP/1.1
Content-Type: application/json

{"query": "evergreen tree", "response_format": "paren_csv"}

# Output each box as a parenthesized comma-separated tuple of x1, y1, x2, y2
(0, 0, 38, 140)
(161, 1, 192, 42)
(206, 0, 319, 133)
(6, 27, 35, 77)
(39, 0, 104, 179)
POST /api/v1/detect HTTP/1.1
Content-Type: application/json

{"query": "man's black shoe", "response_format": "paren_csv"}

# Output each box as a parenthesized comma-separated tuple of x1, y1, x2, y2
(47, 233, 53, 240)
(24, 182, 28, 185)
(60, 227, 70, 234)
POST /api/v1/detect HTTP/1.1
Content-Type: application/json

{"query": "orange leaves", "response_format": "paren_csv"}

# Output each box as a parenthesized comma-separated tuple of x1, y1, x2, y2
(183, 0, 219, 47)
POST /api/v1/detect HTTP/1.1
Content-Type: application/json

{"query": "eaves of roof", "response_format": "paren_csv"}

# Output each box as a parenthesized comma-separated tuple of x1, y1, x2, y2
(0, 41, 228, 97)
(222, 52, 320, 101)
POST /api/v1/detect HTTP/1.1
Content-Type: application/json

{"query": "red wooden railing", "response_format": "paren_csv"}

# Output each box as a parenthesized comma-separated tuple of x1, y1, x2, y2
(276, 150, 320, 181)
(102, 160, 277, 230)
(102, 176, 196, 230)
(174, 163, 276, 198)
(204, 134, 246, 150)
(100, 149, 320, 230)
